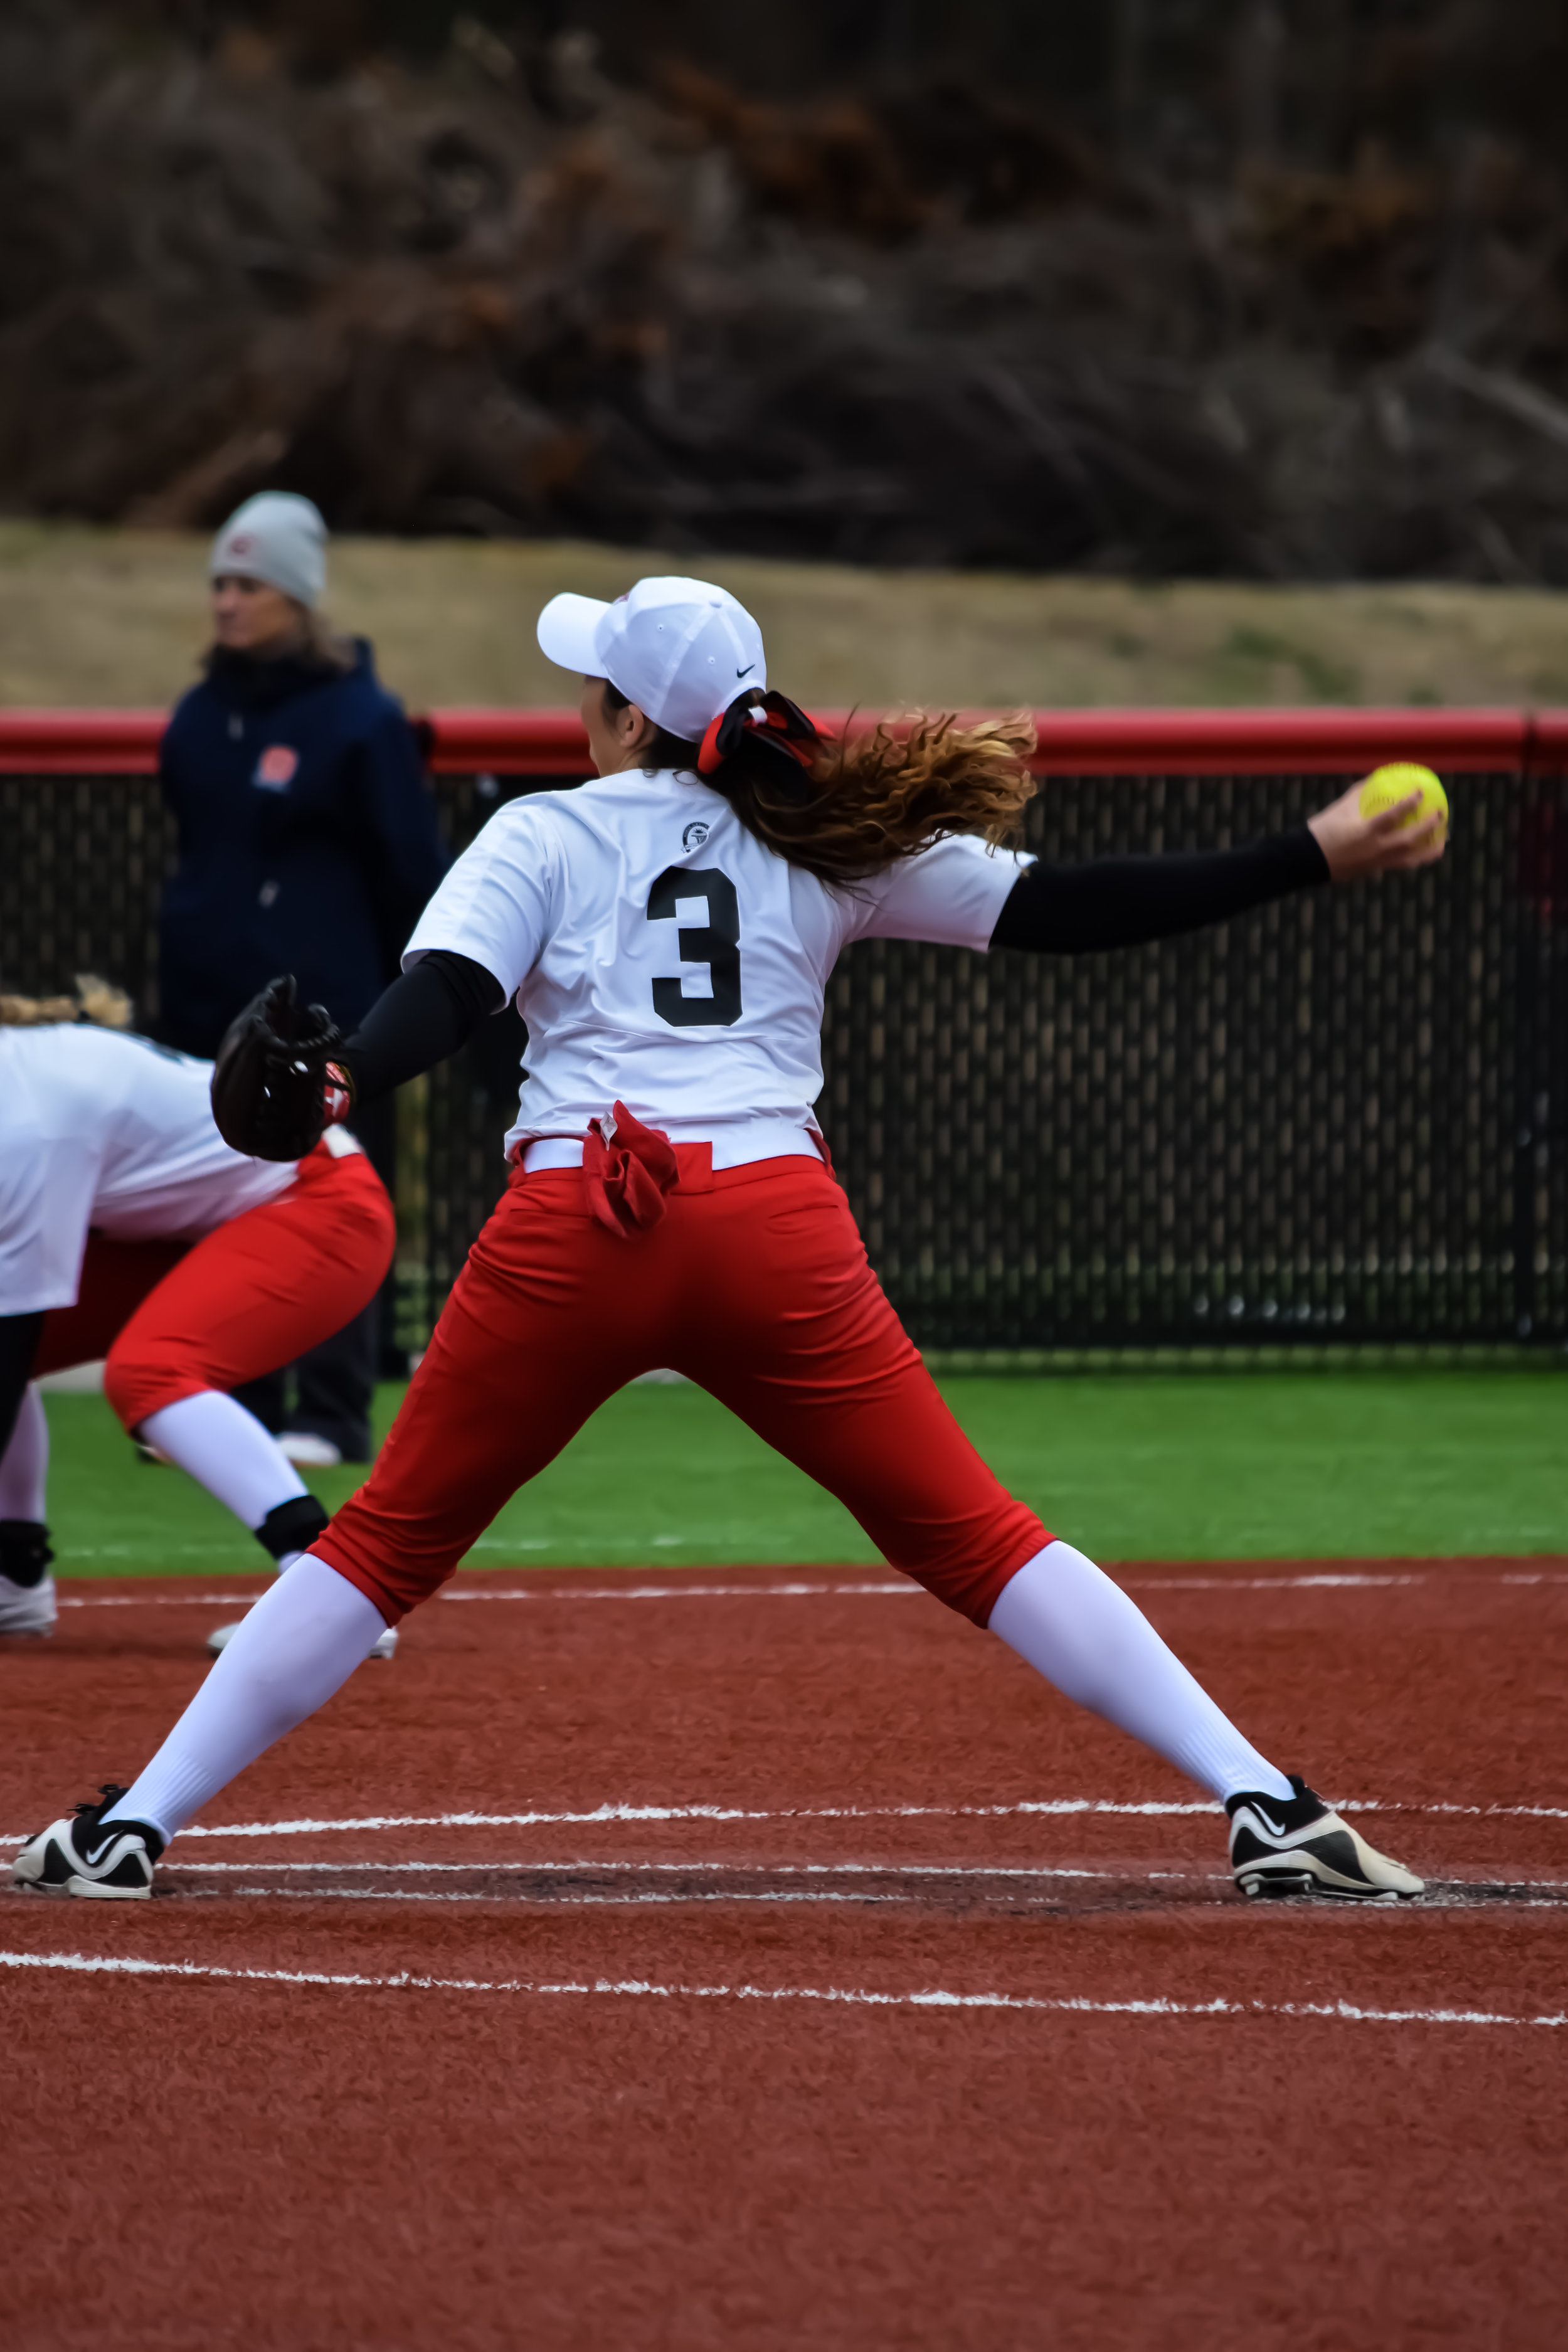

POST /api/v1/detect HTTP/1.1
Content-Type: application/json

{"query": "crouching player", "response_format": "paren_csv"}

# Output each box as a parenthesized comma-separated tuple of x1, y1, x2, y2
(18, 580, 1441, 1904)
(0, 995, 396, 1655)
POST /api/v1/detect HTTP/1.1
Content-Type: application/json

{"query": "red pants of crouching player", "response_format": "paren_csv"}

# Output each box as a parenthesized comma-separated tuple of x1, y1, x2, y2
(32, 1144, 395, 1431)
(315, 1148, 1049, 1629)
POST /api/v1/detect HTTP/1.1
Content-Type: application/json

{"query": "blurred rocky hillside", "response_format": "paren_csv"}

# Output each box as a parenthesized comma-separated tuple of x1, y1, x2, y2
(8, 1, 1568, 580)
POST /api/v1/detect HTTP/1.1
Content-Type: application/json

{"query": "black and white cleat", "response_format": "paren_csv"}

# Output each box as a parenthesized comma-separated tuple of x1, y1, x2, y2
(12, 1785, 165, 1901)
(1226, 1776, 1424, 1901)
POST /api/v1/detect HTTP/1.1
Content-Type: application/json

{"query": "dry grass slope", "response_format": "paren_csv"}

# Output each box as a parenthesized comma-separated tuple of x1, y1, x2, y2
(3, 522, 1568, 714)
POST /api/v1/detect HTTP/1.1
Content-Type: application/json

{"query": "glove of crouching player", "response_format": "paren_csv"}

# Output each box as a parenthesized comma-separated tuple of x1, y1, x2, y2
(211, 975, 354, 1161)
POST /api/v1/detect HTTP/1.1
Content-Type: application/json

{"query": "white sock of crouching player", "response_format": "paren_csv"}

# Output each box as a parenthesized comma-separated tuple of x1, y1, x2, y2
(101, 1555, 388, 1845)
(988, 1540, 1295, 1803)
(137, 1390, 318, 1570)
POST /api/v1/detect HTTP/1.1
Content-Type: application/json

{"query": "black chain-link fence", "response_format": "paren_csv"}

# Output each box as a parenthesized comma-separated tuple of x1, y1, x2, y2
(6, 762, 1567, 1351)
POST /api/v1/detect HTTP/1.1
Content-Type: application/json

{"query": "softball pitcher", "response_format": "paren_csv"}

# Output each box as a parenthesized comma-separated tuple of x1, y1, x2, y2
(16, 577, 1442, 1902)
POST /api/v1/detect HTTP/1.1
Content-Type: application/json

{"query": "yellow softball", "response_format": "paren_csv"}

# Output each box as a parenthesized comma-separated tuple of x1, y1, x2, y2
(1357, 761, 1448, 830)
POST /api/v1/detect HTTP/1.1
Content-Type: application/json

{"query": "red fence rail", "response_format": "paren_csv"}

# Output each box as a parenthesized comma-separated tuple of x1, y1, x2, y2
(4, 706, 1568, 777)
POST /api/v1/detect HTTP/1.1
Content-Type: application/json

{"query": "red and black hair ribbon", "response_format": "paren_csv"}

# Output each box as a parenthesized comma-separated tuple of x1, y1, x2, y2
(697, 689, 820, 803)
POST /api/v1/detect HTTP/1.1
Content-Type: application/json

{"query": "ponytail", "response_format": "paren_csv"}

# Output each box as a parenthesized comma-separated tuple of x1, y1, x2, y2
(605, 683, 1037, 887)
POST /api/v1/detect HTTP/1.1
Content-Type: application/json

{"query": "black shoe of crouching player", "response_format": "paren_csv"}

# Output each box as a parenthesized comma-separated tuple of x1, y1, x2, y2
(1226, 1776, 1424, 1901)
(12, 1784, 165, 1901)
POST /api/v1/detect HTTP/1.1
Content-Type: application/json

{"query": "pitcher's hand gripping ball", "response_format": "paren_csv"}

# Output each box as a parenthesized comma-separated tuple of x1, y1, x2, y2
(211, 975, 352, 1161)
(1358, 762, 1449, 834)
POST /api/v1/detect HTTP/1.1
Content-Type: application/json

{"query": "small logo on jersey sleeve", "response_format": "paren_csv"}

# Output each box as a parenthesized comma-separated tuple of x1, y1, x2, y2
(254, 744, 300, 791)
(682, 820, 710, 849)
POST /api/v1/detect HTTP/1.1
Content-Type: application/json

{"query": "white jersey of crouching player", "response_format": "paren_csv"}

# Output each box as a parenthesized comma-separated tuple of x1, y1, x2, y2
(0, 1017, 395, 1655)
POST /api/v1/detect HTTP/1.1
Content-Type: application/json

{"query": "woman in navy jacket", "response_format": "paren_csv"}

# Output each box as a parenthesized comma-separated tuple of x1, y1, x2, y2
(157, 494, 448, 1459)
(159, 499, 447, 1057)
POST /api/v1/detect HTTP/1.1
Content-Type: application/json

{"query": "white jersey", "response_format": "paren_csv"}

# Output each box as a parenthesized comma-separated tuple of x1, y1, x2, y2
(405, 766, 1027, 1165)
(0, 1025, 302, 1315)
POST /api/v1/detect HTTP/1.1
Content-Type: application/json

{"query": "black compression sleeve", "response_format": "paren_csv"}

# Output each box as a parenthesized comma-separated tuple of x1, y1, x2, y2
(989, 824, 1330, 955)
(0, 1311, 44, 1466)
(339, 951, 506, 1103)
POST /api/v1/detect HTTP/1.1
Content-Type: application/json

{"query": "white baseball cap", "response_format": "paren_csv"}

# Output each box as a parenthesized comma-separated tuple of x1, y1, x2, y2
(537, 576, 766, 740)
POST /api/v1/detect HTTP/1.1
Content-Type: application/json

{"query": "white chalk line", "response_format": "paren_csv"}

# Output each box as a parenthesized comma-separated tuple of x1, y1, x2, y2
(45, 1567, 1568, 1609)
(0, 1800, 1219, 1849)
(168, 1884, 1568, 1914)
(166, 1857, 1221, 1884)
(445, 1572, 1568, 1596)
(46, 1582, 906, 1610)
(174, 1798, 1222, 1835)
(165, 1858, 1568, 1890)
(155, 1858, 1567, 1912)
(439, 1581, 913, 1600)
(175, 1885, 1223, 1912)
(0, 1804, 1204, 1850)
(4, 1790, 1565, 1849)
(51, 1591, 269, 1609)
(2, 1947, 1562, 2028)
(1128, 1571, 1568, 1591)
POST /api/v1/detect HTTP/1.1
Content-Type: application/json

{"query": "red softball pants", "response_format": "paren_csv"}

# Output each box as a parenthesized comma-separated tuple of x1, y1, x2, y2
(315, 1149, 1049, 1629)
(33, 1145, 395, 1431)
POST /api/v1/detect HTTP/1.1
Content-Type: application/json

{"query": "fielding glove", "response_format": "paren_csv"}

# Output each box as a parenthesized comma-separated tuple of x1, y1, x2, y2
(211, 975, 353, 1162)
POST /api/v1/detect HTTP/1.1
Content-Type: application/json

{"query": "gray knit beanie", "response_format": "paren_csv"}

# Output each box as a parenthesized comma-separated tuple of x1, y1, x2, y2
(209, 492, 327, 609)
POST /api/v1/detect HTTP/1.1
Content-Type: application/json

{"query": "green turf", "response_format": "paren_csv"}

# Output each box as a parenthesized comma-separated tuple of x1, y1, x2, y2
(38, 1369, 1568, 1576)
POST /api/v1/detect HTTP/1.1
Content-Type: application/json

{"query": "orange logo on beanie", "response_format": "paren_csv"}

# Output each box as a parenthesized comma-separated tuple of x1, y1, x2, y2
(254, 744, 300, 790)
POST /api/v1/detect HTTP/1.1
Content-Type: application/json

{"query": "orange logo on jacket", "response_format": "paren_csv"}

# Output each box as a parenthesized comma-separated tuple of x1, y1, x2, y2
(254, 744, 300, 790)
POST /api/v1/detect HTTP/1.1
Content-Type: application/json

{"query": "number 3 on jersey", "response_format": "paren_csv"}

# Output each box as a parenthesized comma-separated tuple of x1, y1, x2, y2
(647, 867, 743, 1027)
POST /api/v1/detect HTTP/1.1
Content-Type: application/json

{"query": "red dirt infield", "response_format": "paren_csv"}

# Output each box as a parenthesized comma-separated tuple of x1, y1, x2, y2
(4, 1559, 1565, 2349)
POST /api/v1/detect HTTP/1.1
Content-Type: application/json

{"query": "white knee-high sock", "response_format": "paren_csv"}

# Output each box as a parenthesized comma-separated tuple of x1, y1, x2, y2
(988, 1540, 1294, 1804)
(138, 1390, 307, 1536)
(101, 1555, 388, 1843)
(0, 1385, 49, 1522)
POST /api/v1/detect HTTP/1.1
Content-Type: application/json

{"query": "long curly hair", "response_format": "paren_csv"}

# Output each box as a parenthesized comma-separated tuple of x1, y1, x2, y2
(605, 684, 1037, 887)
